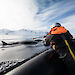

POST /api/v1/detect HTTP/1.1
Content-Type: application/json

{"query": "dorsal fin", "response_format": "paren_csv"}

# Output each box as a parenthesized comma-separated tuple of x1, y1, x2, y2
(1, 41, 8, 45)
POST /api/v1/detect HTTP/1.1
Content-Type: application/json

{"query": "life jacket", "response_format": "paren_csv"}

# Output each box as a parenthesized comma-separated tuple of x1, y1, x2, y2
(49, 26, 67, 50)
(50, 26, 67, 34)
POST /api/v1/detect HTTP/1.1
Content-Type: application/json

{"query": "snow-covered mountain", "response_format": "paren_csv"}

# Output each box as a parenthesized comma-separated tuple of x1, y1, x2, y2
(0, 29, 47, 37)
(0, 29, 14, 35)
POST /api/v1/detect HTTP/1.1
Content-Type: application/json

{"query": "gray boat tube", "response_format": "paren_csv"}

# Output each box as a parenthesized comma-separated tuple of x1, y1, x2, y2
(5, 50, 68, 75)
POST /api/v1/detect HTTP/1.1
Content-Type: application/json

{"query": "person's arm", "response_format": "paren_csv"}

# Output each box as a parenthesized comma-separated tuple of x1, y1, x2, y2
(66, 30, 73, 39)
(43, 34, 54, 46)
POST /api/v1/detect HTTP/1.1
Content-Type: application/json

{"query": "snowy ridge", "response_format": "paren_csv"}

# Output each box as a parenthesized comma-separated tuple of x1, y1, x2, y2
(0, 29, 48, 45)
(0, 29, 47, 36)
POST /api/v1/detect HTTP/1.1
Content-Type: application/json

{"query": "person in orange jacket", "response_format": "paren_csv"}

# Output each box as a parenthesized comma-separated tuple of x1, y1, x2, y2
(43, 23, 75, 75)
(43, 22, 73, 57)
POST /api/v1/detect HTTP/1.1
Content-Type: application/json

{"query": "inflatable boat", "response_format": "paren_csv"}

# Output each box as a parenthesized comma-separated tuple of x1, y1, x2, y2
(2, 40, 75, 75)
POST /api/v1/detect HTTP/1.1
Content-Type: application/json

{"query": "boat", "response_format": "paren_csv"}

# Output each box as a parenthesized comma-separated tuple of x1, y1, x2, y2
(3, 39, 75, 75)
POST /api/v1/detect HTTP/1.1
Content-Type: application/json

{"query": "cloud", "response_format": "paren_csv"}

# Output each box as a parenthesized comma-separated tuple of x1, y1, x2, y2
(0, 0, 75, 33)
(60, 15, 75, 30)
(60, 15, 75, 36)
(34, 0, 75, 33)
(36, 0, 75, 21)
(0, 0, 39, 30)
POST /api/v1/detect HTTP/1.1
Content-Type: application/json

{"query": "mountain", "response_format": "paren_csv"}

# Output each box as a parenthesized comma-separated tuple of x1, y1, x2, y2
(0, 29, 14, 35)
(0, 29, 47, 37)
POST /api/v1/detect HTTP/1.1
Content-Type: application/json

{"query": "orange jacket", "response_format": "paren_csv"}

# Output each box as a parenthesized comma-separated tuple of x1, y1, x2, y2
(47, 26, 67, 50)
(44, 26, 73, 50)
(50, 26, 67, 34)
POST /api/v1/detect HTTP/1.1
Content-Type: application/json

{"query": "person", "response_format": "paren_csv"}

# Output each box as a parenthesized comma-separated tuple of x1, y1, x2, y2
(43, 22, 75, 75)
(43, 22, 73, 58)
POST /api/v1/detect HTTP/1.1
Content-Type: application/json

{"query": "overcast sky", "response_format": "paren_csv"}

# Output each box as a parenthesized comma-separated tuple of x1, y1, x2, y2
(0, 0, 75, 33)
(0, 0, 38, 30)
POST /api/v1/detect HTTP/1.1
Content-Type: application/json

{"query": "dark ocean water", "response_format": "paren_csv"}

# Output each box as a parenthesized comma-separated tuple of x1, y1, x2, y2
(0, 34, 49, 73)
(0, 34, 48, 60)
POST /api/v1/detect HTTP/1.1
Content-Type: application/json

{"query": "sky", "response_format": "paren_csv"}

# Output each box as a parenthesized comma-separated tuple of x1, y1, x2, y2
(0, 0, 75, 33)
